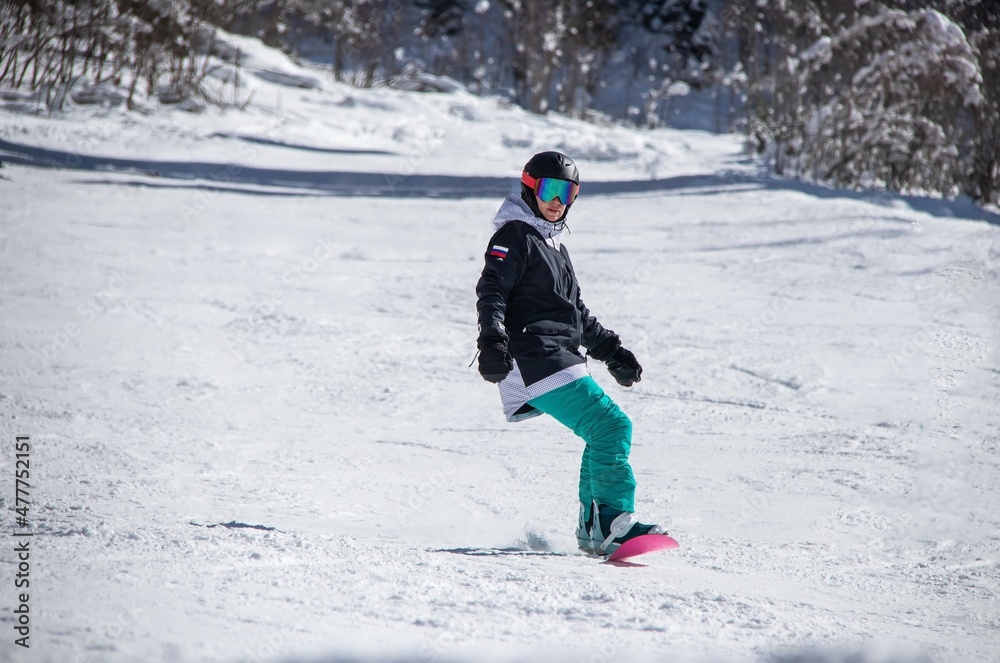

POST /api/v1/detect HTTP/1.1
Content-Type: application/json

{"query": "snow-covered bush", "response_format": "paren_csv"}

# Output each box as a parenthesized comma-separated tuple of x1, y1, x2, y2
(0, 0, 239, 111)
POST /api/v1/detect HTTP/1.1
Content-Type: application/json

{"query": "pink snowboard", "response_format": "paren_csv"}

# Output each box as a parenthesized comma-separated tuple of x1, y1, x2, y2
(605, 534, 679, 562)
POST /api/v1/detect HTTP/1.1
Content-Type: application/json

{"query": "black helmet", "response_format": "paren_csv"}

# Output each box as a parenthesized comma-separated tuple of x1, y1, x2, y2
(523, 151, 579, 184)
(520, 151, 580, 223)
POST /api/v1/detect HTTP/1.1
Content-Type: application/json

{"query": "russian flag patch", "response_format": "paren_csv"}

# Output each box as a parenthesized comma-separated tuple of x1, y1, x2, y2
(489, 245, 509, 259)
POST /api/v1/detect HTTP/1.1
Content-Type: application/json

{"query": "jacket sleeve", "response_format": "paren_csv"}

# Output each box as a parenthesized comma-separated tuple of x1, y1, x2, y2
(475, 226, 527, 341)
(577, 288, 620, 361)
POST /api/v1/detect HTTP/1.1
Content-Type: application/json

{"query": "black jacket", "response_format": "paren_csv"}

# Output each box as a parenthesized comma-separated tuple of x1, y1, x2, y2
(476, 220, 620, 387)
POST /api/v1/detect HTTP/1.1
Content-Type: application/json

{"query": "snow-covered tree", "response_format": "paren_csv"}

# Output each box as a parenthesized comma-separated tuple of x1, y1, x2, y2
(950, 0, 1000, 206)
(497, 0, 618, 116)
(789, 9, 981, 193)
(266, 0, 403, 86)
(613, 0, 720, 126)
(733, 1, 985, 198)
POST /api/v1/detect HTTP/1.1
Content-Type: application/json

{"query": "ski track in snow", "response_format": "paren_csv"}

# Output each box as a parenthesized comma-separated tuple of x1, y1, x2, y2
(1, 35, 1000, 663)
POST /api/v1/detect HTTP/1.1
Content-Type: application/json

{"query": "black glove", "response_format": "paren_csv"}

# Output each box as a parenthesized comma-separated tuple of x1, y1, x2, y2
(606, 346, 642, 387)
(586, 332, 621, 362)
(477, 336, 513, 383)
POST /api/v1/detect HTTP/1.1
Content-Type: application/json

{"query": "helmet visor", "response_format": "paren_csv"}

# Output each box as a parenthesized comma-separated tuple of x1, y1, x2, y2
(522, 172, 580, 204)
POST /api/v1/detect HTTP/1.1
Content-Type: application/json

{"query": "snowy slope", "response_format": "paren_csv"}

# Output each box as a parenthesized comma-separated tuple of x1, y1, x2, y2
(1, 31, 999, 663)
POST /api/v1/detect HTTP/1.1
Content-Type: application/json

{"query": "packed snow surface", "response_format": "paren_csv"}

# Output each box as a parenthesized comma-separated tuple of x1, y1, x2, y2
(1, 31, 999, 663)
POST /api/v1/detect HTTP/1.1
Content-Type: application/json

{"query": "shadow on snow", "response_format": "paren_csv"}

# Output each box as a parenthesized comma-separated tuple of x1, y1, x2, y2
(1, 137, 996, 224)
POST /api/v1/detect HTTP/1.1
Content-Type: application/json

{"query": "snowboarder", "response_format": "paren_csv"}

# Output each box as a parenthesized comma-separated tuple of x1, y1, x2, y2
(475, 151, 669, 556)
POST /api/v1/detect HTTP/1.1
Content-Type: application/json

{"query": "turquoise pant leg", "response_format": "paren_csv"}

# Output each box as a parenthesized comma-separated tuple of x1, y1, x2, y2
(579, 443, 593, 509)
(528, 376, 636, 513)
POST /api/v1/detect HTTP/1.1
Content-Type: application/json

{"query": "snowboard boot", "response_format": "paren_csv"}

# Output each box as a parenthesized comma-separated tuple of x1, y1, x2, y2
(576, 502, 599, 555)
(591, 501, 669, 556)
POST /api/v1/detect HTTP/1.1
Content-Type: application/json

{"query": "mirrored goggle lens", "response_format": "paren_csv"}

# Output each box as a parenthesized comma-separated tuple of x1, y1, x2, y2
(535, 177, 579, 204)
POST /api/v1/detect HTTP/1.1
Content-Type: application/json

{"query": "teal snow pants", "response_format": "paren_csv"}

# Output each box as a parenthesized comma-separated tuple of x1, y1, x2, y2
(528, 376, 636, 513)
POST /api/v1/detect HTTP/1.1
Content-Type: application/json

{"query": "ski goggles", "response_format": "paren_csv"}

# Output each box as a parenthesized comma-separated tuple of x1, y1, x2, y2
(521, 172, 580, 204)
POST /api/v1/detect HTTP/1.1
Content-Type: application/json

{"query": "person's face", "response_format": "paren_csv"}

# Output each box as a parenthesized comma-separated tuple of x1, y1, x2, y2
(536, 194, 566, 222)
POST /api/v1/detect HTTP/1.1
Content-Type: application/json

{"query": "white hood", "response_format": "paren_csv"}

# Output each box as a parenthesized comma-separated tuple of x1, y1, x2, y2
(492, 194, 564, 240)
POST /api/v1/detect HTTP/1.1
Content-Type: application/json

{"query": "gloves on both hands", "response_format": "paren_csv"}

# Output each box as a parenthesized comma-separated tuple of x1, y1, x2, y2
(477, 336, 513, 383)
(605, 346, 642, 387)
(477, 335, 642, 388)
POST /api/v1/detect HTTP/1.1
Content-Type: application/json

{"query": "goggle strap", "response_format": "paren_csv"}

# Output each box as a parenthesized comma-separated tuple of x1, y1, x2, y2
(521, 172, 579, 204)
